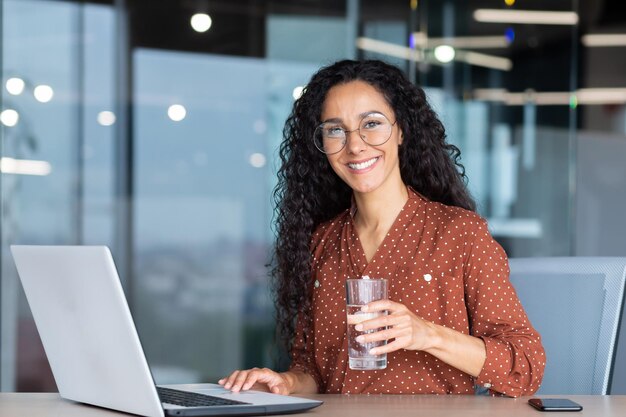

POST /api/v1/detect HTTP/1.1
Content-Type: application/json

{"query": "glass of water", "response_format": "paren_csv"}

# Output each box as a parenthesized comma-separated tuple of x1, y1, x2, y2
(345, 277, 388, 370)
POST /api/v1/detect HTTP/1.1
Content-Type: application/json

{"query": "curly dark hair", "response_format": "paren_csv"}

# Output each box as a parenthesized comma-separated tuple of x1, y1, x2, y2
(271, 59, 475, 357)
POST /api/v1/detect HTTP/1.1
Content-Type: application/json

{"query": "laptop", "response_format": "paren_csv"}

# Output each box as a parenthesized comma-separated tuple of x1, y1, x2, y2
(11, 245, 322, 417)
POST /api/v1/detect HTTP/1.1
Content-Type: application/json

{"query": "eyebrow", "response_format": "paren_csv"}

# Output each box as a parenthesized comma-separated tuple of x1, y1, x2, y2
(321, 110, 385, 124)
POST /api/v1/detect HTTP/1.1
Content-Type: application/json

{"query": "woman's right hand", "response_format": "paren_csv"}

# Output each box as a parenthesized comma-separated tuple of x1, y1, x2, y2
(218, 368, 292, 395)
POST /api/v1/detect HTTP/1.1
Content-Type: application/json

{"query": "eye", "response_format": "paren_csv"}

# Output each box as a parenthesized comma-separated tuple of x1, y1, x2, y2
(324, 126, 345, 137)
(361, 119, 382, 130)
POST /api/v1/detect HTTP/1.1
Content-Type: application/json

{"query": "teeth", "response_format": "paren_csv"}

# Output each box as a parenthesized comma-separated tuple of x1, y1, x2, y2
(348, 157, 379, 170)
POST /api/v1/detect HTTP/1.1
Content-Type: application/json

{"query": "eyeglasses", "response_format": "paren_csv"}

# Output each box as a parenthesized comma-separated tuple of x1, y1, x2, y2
(313, 112, 397, 155)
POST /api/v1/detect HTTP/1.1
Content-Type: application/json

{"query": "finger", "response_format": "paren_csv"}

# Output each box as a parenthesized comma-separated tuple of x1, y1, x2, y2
(242, 369, 274, 391)
(369, 338, 407, 355)
(268, 382, 289, 395)
(223, 370, 240, 389)
(218, 371, 240, 385)
(356, 326, 400, 344)
(249, 373, 288, 395)
(231, 369, 256, 392)
(356, 312, 407, 331)
(265, 374, 289, 395)
(362, 299, 404, 313)
(241, 370, 263, 391)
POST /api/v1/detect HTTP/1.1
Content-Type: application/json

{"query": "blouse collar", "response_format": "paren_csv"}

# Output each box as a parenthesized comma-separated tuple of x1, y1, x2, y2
(348, 185, 424, 218)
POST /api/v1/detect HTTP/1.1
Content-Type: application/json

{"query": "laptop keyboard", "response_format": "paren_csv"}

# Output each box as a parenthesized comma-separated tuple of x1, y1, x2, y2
(157, 386, 250, 407)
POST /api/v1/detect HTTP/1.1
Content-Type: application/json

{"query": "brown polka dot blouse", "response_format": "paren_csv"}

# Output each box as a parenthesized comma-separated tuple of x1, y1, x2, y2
(289, 188, 546, 397)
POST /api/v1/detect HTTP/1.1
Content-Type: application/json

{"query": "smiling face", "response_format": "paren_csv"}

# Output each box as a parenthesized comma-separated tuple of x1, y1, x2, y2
(320, 80, 404, 196)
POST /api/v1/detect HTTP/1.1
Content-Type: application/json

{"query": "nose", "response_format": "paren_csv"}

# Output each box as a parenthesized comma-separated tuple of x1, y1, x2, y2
(344, 129, 366, 154)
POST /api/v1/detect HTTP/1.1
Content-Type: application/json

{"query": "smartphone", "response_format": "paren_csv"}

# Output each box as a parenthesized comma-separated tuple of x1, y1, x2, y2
(528, 398, 583, 412)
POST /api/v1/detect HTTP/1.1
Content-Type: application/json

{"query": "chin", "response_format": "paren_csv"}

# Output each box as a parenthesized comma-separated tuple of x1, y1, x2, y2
(348, 180, 382, 194)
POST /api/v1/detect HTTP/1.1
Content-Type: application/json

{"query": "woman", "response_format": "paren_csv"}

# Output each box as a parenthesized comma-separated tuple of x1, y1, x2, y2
(219, 59, 545, 397)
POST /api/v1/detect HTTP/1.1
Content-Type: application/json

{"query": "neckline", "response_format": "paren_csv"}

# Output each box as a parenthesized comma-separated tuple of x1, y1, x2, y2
(347, 191, 417, 274)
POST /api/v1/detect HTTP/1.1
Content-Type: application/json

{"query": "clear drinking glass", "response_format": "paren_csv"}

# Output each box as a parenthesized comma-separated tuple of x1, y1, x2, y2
(345, 278, 388, 370)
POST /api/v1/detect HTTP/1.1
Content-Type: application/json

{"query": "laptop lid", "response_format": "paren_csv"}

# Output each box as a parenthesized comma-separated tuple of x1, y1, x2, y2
(11, 245, 164, 417)
(11, 245, 322, 417)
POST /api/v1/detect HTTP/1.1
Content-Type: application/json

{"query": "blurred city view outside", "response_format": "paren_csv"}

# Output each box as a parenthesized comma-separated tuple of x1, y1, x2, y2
(133, 50, 318, 382)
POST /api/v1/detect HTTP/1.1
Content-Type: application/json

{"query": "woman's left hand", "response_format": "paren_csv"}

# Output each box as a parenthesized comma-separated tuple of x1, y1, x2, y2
(355, 300, 438, 355)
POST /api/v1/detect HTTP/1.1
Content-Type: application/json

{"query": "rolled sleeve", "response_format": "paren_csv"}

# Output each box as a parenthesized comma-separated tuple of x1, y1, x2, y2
(288, 313, 324, 393)
(464, 217, 546, 397)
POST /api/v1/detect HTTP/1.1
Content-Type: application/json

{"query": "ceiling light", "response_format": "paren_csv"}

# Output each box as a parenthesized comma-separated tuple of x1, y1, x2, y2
(0, 109, 19, 127)
(434, 45, 455, 63)
(190, 13, 212, 33)
(292, 86, 304, 100)
(357, 37, 512, 71)
(411, 33, 509, 49)
(582, 34, 626, 47)
(97, 111, 116, 126)
(577, 88, 626, 104)
(457, 50, 512, 71)
(473, 9, 579, 25)
(249, 153, 266, 168)
(0, 157, 52, 176)
(474, 88, 626, 106)
(33, 85, 54, 103)
(356, 37, 423, 62)
(6, 78, 25, 95)
(410, 32, 427, 48)
(168, 104, 187, 122)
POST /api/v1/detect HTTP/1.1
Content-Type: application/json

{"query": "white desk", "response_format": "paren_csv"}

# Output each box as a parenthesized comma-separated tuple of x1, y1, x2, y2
(0, 393, 625, 416)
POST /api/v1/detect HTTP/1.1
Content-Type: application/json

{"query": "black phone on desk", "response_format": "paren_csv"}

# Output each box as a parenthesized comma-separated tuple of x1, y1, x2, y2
(528, 398, 583, 412)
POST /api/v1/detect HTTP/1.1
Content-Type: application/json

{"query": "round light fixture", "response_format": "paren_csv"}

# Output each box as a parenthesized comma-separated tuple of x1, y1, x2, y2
(434, 45, 456, 63)
(292, 86, 304, 100)
(191, 13, 212, 33)
(6, 78, 25, 95)
(249, 153, 266, 168)
(97, 111, 116, 126)
(34, 85, 54, 103)
(0, 109, 20, 127)
(168, 104, 187, 122)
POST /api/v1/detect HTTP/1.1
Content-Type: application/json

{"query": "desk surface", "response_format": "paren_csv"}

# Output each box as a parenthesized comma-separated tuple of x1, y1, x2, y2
(1, 393, 625, 417)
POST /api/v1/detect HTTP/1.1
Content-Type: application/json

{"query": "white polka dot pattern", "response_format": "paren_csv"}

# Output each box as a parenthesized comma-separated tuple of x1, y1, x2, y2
(289, 188, 546, 397)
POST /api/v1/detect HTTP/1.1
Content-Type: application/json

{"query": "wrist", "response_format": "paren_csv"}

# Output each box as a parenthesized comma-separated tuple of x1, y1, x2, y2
(280, 371, 298, 394)
(422, 321, 444, 353)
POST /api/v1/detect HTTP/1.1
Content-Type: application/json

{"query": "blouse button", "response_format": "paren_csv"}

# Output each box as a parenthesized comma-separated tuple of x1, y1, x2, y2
(314, 280, 320, 288)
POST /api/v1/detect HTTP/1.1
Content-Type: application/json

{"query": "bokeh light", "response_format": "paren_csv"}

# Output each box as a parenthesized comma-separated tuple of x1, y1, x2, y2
(34, 85, 54, 103)
(190, 13, 212, 32)
(168, 104, 187, 121)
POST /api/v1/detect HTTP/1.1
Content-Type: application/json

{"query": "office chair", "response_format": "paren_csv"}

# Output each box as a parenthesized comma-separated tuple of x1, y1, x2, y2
(508, 257, 626, 395)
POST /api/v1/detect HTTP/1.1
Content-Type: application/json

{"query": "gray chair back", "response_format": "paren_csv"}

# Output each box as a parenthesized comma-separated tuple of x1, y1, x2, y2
(508, 257, 626, 395)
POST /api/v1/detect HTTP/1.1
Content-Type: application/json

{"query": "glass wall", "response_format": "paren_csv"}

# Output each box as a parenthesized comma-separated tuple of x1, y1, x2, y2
(1, 0, 116, 390)
(2, 0, 625, 392)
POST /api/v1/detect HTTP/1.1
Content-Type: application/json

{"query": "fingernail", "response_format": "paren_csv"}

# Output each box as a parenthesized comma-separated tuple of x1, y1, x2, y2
(355, 324, 363, 331)
(218, 379, 224, 384)
(356, 335, 364, 343)
(361, 305, 368, 312)
(369, 348, 377, 355)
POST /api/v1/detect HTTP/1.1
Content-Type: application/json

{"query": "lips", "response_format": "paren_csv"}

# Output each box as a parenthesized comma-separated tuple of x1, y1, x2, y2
(347, 156, 380, 171)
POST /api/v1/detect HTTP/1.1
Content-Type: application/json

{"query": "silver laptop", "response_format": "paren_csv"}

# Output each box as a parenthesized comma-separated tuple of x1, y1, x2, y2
(11, 245, 322, 417)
